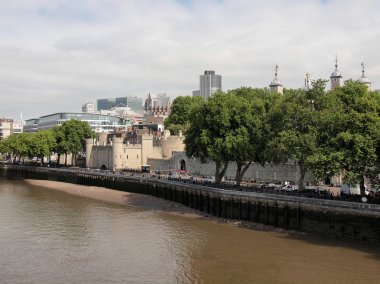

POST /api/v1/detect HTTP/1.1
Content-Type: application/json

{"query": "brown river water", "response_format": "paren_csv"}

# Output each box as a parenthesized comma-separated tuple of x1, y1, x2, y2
(0, 180, 379, 283)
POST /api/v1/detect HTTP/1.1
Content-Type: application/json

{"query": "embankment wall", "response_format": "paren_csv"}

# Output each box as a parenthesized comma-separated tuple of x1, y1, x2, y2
(1, 165, 379, 244)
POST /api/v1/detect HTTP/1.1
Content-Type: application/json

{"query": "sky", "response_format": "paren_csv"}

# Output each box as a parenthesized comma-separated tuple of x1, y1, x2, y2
(1, 0, 380, 120)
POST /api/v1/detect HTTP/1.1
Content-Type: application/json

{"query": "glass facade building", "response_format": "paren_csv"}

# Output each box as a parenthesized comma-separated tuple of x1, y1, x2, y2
(24, 113, 129, 133)
(97, 96, 143, 114)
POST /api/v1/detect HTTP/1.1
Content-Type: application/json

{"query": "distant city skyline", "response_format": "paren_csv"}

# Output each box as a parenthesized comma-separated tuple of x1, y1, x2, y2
(1, 0, 380, 120)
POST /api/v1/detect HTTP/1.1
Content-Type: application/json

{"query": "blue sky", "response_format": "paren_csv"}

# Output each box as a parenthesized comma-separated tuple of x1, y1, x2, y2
(0, 0, 379, 120)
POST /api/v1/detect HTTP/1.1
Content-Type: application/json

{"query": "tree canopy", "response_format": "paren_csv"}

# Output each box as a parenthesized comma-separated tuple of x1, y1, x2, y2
(164, 95, 204, 135)
(0, 119, 95, 166)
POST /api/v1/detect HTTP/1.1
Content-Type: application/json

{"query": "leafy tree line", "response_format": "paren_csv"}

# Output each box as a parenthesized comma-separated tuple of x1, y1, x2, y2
(165, 81, 380, 195)
(0, 120, 95, 166)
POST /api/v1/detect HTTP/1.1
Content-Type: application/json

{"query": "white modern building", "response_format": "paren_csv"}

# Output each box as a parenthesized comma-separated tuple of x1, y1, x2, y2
(24, 113, 130, 133)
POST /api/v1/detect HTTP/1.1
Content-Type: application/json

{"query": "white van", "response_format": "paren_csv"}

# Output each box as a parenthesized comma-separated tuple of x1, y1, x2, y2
(341, 184, 369, 195)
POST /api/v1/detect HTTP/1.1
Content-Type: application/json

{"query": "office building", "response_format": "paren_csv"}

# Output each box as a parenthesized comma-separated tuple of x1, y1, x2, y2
(193, 70, 222, 99)
(24, 113, 130, 133)
(0, 118, 23, 140)
(97, 96, 143, 114)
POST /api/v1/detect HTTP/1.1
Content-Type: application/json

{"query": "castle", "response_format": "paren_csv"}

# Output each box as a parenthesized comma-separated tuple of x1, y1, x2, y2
(85, 59, 374, 185)
(85, 129, 184, 171)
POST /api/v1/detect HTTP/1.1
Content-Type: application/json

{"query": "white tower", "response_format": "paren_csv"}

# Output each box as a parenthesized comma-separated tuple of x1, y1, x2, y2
(330, 55, 343, 90)
(357, 62, 372, 91)
(269, 65, 284, 94)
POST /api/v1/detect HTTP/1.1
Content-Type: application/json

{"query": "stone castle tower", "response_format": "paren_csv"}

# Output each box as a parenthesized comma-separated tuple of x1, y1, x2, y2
(269, 64, 284, 94)
(330, 56, 343, 90)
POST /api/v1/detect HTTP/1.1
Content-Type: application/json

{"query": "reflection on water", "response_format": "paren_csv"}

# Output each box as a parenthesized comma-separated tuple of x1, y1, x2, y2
(0, 180, 379, 283)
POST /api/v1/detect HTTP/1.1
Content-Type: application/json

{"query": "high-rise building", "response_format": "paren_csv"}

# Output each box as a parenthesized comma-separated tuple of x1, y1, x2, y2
(97, 97, 143, 114)
(193, 70, 222, 99)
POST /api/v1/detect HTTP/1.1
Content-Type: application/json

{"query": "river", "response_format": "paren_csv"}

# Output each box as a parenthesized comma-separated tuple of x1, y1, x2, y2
(0, 180, 379, 283)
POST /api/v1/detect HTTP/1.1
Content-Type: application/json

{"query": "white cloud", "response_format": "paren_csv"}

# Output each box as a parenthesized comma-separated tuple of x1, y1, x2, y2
(0, 0, 380, 119)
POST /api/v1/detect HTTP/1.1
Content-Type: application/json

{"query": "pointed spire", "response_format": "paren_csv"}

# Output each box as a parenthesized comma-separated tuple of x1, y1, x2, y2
(330, 54, 342, 79)
(269, 64, 282, 87)
(361, 62, 365, 77)
(275, 64, 279, 79)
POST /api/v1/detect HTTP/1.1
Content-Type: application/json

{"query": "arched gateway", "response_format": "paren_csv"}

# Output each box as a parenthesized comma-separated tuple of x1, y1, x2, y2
(179, 159, 186, 171)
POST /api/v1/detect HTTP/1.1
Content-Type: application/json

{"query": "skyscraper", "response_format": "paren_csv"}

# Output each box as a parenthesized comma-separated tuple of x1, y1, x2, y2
(193, 70, 222, 99)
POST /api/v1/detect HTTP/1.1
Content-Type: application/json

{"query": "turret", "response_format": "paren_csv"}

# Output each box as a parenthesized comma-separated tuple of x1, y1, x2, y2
(304, 72, 312, 91)
(330, 55, 343, 90)
(85, 138, 94, 168)
(357, 62, 372, 91)
(269, 65, 284, 94)
(112, 136, 123, 170)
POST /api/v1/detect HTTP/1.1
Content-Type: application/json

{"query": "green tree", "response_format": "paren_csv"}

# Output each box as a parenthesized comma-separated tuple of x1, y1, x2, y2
(226, 88, 270, 185)
(266, 81, 327, 190)
(29, 130, 57, 164)
(5, 133, 31, 162)
(309, 81, 380, 195)
(52, 126, 69, 165)
(164, 96, 204, 135)
(185, 92, 234, 184)
(60, 120, 95, 166)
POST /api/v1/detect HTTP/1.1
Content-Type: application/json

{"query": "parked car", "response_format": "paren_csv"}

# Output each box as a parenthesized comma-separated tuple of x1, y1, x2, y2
(282, 185, 298, 191)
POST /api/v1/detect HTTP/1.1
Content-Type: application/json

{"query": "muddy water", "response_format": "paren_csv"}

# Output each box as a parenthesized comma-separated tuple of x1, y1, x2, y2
(0, 180, 379, 283)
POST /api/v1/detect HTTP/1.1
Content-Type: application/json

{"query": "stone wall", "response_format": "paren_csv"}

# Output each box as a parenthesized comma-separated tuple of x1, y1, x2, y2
(87, 132, 184, 171)
(90, 146, 113, 169)
(149, 151, 316, 184)
(1, 165, 379, 244)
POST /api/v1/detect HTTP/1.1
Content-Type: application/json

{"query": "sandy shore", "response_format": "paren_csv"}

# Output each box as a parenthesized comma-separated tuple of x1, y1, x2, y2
(24, 179, 202, 218)
(24, 179, 302, 234)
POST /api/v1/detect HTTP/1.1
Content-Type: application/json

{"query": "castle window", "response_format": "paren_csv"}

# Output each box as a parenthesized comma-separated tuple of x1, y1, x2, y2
(127, 155, 128, 159)
(137, 155, 139, 159)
